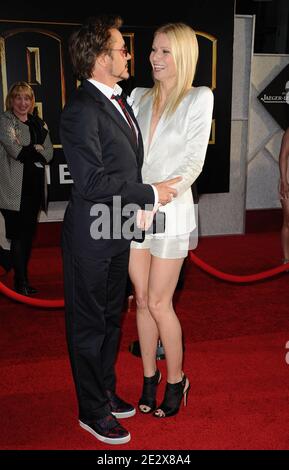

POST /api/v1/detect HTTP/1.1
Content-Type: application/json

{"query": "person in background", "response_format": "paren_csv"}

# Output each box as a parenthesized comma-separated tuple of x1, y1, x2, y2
(129, 22, 214, 418)
(278, 127, 289, 264)
(0, 81, 53, 295)
(60, 15, 181, 445)
(0, 213, 12, 274)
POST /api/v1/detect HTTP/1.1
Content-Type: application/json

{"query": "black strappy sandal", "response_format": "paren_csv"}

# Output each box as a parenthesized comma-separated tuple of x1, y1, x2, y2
(153, 374, 190, 418)
(138, 369, 162, 414)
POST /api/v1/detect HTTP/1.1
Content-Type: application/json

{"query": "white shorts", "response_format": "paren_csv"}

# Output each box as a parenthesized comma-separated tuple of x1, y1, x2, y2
(130, 233, 190, 259)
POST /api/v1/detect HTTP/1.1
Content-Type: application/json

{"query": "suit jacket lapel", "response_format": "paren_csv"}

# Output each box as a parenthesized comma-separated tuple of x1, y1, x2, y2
(123, 98, 144, 167)
(82, 80, 140, 156)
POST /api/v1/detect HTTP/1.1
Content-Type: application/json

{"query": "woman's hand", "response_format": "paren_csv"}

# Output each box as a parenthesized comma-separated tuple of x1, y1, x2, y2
(34, 144, 44, 152)
(136, 204, 161, 231)
(280, 180, 289, 200)
(136, 210, 154, 230)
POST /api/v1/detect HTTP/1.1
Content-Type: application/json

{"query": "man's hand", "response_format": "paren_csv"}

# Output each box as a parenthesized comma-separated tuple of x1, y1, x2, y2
(152, 176, 182, 205)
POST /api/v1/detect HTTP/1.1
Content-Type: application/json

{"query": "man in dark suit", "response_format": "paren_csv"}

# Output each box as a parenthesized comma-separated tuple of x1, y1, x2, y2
(60, 15, 180, 445)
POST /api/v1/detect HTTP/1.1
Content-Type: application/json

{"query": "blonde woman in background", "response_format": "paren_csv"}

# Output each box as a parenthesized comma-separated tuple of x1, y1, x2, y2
(0, 82, 53, 295)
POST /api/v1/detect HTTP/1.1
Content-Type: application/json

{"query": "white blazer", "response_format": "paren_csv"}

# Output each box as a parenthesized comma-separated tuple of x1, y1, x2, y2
(131, 86, 214, 236)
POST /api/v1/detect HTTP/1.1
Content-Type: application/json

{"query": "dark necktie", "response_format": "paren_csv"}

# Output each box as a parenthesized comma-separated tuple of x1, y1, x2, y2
(111, 94, 137, 143)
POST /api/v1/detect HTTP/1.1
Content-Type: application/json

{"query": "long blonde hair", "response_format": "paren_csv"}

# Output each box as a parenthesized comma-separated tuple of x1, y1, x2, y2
(5, 81, 35, 113)
(149, 23, 199, 116)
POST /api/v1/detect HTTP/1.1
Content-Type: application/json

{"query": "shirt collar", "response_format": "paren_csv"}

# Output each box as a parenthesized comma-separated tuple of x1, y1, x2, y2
(87, 79, 122, 99)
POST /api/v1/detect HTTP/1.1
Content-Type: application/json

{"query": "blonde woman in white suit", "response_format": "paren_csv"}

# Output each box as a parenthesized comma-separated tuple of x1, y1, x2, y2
(129, 23, 214, 418)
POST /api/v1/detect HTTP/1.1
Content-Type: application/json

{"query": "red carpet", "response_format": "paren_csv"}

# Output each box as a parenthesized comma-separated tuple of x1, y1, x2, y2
(1, 232, 289, 450)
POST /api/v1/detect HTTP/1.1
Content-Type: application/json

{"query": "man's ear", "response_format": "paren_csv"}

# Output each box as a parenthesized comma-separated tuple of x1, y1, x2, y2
(97, 52, 110, 67)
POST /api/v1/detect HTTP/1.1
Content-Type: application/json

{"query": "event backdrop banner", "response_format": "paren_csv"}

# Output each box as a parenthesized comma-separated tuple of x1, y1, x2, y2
(0, 2, 235, 208)
(258, 63, 289, 131)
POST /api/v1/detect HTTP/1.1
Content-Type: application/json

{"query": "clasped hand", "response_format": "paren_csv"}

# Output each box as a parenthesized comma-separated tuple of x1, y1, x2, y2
(136, 176, 182, 230)
(153, 176, 182, 205)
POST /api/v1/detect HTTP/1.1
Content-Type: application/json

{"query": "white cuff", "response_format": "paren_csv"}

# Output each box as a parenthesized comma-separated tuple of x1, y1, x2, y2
(151, 185, 159, 211)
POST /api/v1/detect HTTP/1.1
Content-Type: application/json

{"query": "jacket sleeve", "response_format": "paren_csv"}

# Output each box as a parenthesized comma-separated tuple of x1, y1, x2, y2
(17, 144, 47, 164)
(38, 122, 54, 163)
(60, 98, 154, 208)
(0, 114, 53, 165)
(165, 87, 214, 198)
(0, 114, 24, 160)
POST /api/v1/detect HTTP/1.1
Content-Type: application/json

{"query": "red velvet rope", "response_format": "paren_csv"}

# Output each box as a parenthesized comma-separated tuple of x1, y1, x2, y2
(0, 253, 287, 308)
(189, 252, 289, 282)
(0, 275, 64, 308)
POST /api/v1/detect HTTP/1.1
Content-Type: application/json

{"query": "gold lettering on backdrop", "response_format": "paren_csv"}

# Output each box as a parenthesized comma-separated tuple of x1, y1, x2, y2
(35, 101, 43, 119)
(210, 119, 216, 145)
(0, 27, 66, 113)
(123, 33, 135, 77)
(196, 31, 217, 91)
(0, 36, 8, 109)
(27, 47, 41, 84)
(27, 48, 43, 120)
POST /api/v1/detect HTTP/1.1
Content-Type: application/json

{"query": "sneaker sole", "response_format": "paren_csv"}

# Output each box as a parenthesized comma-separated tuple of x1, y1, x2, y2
(79, 420, 131, 445)
(111, 408, 136, 419)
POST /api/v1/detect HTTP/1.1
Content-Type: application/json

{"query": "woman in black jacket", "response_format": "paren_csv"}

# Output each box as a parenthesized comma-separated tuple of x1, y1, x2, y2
(0, 81, 53, 295)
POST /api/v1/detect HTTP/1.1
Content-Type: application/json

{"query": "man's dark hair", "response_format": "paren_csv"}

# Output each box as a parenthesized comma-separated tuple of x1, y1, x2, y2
(69, 15, 123, 80)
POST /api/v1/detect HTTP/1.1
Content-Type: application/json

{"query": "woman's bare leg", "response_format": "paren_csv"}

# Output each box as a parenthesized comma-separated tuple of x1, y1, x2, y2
(129, 249, 159, 377)
(148, 256, 185, 383)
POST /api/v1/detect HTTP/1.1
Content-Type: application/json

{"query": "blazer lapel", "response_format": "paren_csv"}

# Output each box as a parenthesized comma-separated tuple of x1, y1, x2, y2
(149, 115, 170, 154)
(136, 95, 152, 158)
(137, 94, 171, 160)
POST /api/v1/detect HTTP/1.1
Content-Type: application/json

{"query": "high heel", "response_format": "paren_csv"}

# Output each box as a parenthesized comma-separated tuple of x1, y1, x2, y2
(153, 374, 190, 418)
(138, 369, 162, 414)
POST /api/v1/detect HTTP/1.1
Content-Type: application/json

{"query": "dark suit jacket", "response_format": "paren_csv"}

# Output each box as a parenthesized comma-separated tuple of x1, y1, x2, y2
(60, 80, 154, 259)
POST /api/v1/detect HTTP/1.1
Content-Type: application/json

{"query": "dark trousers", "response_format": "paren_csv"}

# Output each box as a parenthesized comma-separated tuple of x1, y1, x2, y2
(1, 203, 39, 284)
(10, 236, 33, 283)
(62, 248, 129, 421)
